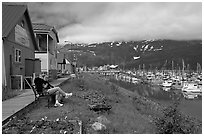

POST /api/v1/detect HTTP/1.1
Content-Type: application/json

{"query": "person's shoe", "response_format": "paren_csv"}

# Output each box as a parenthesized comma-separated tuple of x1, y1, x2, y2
(54, 102, 63, 107)
(65, 93, 72, 99)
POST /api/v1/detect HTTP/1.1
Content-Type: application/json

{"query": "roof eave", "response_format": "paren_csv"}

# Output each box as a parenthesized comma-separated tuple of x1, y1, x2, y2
(51, 28, 59, 43)
(24, 7, 39, 51)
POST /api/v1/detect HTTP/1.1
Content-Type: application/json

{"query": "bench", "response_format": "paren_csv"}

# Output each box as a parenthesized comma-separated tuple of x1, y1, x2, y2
(25, 78, 55, 108)
(32, 85, 56, 108)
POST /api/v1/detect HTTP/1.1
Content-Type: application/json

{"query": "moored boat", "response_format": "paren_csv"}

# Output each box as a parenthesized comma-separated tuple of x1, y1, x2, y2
(162, 80, 173, 87)
(182, 83, 202, 99)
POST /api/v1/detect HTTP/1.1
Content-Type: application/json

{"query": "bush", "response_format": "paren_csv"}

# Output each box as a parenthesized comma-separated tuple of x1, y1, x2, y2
(154, 98, 202, 134)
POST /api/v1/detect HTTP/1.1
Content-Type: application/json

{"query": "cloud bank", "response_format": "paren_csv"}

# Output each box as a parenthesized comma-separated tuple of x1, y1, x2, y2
(27, 2, 202, 43)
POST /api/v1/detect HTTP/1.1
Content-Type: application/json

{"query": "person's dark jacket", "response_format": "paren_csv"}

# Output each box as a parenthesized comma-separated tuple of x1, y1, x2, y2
(34, 77, 45, 94)
(34, 77, 54, 94)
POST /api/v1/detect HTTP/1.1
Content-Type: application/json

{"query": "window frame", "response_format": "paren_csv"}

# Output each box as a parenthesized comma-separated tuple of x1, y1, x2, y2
(15, 48, 22, 63)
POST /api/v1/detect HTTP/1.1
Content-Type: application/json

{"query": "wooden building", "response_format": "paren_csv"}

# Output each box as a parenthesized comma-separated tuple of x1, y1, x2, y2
(2, 3, 40, 90)
(32, 23, 59, 79)
(57, 52, 72, 74)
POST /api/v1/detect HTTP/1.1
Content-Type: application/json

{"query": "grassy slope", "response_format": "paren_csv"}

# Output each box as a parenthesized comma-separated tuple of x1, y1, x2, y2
(4, 72, 201, 134)
(24, 73, 157, 134)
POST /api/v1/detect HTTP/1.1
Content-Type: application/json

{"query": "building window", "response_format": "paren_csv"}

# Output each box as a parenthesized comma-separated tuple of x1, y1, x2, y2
(15, 49, 21, 63)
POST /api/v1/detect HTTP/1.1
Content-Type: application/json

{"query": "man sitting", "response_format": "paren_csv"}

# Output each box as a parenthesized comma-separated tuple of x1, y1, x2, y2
(34, 74, 72, 107)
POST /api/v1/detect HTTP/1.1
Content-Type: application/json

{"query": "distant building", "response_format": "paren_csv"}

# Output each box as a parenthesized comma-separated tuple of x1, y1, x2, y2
(109, 64, 118, 70)
(32, 23, 59, 79)
(2, 3, 40, 90)
(57, 52, 72, 74)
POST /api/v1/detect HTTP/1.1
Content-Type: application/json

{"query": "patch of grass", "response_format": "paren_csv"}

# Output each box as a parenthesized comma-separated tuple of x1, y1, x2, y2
(2, 116, 80, 134)
(74, 79, 86, 89)
(109, 78, 137, 92)
(110, 84, 119, 93)
(110, 84, 119, 96)
(132, 96, 163, 117)
(153, 98, 202, 134)
(2, 73, 165, 134)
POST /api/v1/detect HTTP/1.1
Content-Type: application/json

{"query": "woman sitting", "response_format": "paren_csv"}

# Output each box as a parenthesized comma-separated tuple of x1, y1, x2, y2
(42, 75, 72, 107)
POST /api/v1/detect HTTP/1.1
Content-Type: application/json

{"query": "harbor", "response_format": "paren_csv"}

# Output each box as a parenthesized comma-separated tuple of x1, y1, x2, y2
(2, 2, 202, 134)
(94, 69, 202, 120)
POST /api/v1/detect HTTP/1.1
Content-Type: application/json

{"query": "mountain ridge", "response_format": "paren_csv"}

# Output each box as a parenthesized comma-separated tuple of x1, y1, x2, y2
(58, 39, 202, 70)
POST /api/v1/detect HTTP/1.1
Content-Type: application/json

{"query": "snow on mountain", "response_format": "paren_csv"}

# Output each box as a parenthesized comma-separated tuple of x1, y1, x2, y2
(141, 44, 146, 49)
(145, 39, 155, 42)
(133, 45, 138, 51)
(60, 40, 201, 70)
(133, 56, 140, 60)
(116, 42, 122, 46)
(89, 50, 96, 56)
(148, 46, 154, 51)
(153, 48, 162, 51)
(88, 45, 96, 48)
(144, 44, 149, 51)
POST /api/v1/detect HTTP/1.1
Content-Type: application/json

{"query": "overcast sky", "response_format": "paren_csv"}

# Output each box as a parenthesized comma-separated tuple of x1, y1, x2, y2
(27, 2, 202, 44)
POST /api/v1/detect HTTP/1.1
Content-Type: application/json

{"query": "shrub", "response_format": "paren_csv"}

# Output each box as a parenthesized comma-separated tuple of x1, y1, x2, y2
(154, 98, 202, 134)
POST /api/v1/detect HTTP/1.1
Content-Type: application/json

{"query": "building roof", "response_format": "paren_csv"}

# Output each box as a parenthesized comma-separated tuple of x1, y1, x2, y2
(32, 23, 59, 43)
(32, 23, 53, 31)
(57, 52, 65, 63)
(2, 3, 27, 38)
(57, 52, 71, 64)
(2, 3, 38, 50)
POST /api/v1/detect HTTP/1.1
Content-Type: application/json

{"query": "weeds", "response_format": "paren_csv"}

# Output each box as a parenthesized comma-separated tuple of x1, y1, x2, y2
(109, 79, 137, 93)
(72, 78, 87, 91)
(110, 84, 119, 93)
(154, 98, 202, 134)
(2, 116, 80, 134)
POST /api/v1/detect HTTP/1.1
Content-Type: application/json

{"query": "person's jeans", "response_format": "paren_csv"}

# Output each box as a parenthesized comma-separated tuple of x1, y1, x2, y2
(47, 87, 66, 97)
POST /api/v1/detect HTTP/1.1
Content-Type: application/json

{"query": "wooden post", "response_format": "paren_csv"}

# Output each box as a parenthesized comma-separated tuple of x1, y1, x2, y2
(47, 34, 49, 75)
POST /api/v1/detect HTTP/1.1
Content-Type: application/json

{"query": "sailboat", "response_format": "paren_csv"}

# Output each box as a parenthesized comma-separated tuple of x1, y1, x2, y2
(172, 60, 174, 76)
(182, 82, 202, 99)
(181, 59, 187, 81)
(197, 63, 201, 74)
(162, 80, 173, 87)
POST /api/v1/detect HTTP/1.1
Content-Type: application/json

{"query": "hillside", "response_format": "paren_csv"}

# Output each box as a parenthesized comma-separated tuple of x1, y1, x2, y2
(58, 40, 202, 70)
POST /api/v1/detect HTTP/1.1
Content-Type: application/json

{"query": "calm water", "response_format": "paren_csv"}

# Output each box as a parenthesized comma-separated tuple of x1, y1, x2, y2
(136, 85, 202, 120)
(110, 78, 202, 121)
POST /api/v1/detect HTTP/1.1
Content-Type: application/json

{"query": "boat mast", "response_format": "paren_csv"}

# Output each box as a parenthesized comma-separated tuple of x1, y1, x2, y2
(187, 64, 190, 73)
(172, 60, 174, 75)
(143, 64, 145, 72)
(182, 59, 185, 78)
(197, 63, 201, 74)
